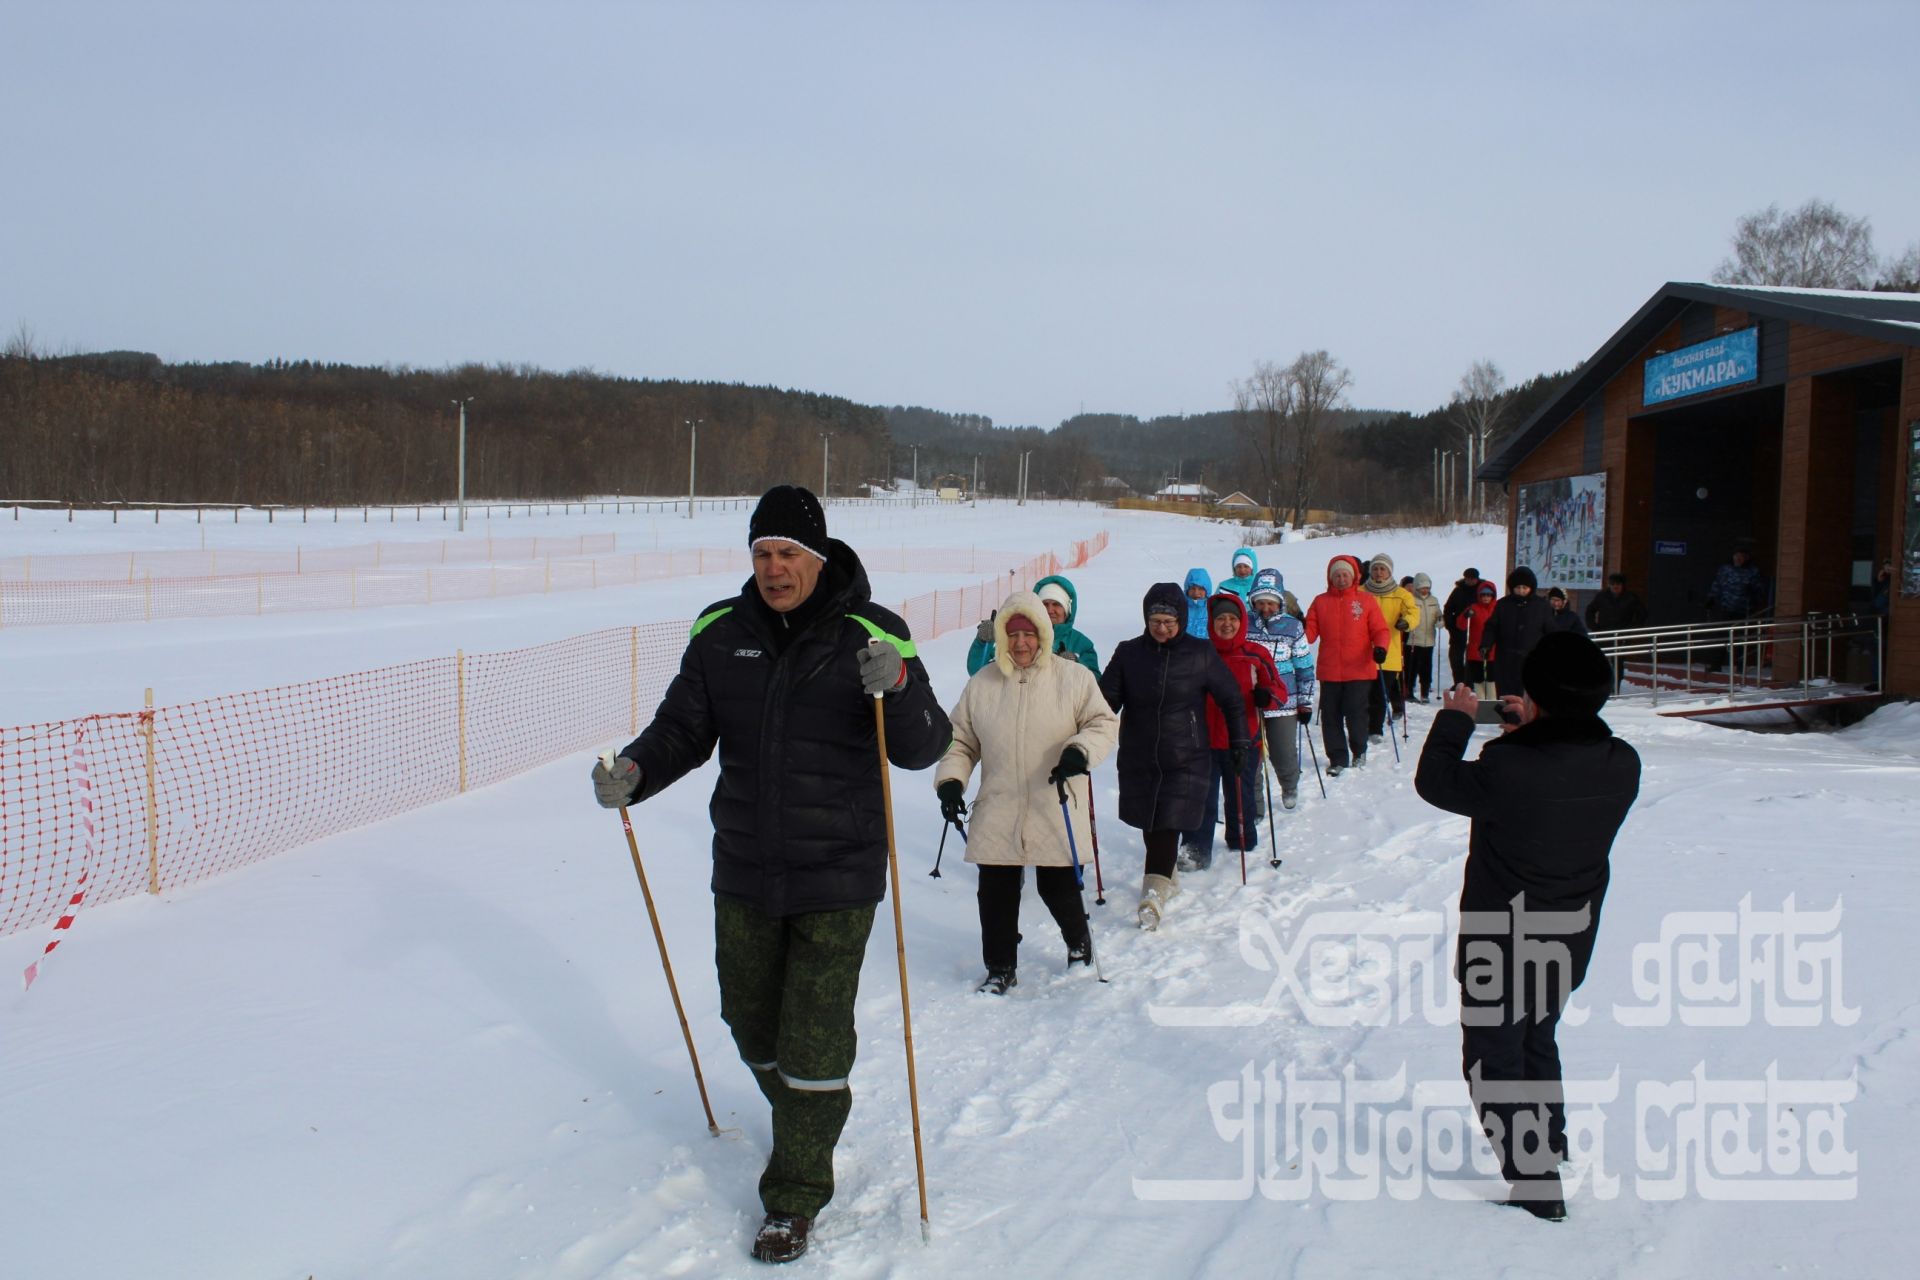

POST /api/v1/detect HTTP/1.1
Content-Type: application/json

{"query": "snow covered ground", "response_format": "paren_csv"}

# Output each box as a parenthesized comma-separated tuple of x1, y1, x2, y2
(2, 503, 1913, 1279)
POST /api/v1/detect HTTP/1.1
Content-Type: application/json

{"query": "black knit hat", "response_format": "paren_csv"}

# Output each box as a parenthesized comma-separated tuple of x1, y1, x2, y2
(1142, 582, 1185, 622)
(748, 485, 828, 561)
(1522, 631, 1613, 718)
(1508, 565, 1538, 592)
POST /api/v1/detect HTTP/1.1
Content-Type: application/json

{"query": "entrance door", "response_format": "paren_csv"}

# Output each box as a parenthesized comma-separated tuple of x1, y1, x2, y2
(1642, 386, 1784, 624)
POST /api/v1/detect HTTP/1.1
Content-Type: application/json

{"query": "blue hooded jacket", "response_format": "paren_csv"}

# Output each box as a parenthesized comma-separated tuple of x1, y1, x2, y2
(1221, 546, 1259, 602)
(1247, 567, 1316, 711)
(1182, 567, 1214, 638)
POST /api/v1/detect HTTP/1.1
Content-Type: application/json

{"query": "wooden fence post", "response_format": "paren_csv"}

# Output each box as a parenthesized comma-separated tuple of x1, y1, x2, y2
(456, 650, 468, 794)
(144, 689, 159, 894)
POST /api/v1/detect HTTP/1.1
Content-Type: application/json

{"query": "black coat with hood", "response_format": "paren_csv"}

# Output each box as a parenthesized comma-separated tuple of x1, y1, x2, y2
(1486, 567, 1551, 696)
(1098, 582, 1248, 833)
(619, 537, 951, 917)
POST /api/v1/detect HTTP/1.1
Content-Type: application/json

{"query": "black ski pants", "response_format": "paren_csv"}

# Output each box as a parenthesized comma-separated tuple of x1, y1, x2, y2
(977, 863, 1087, 972)
(1318, 680, 1371, 768)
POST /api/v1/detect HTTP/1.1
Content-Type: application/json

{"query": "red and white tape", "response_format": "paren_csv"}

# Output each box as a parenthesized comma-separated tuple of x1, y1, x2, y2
(22, 719, 97, 991)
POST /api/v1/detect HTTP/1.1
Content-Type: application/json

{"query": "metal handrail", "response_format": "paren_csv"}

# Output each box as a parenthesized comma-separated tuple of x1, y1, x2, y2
(1592, 612, 1883, 707)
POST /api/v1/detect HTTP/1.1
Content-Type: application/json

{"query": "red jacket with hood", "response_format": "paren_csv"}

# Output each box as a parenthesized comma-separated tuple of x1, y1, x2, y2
(1303, 554, 1391, 682)
(1465, 581, 1500, 661)
(1203, 591, 1286, 747)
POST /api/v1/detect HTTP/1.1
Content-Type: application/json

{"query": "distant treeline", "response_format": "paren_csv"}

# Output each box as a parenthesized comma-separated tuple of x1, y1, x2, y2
(2, 349, 1576, 515)
(0, 353, 890, 505)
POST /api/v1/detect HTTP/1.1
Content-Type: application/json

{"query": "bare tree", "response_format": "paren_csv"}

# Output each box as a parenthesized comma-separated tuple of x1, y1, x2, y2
(3, 320, 41, 359)
(1283, 350, 1352, 529)
(1712, 199, 1878, 289)
(1231, 359, 1293, 515)
(1879, 242, 1920, 293)
(1449, 359, 1508, 519)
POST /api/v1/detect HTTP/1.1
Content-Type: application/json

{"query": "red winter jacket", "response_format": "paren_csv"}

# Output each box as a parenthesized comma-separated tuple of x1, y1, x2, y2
(1203, 592, 1287, 747)
(1465, 582, 1500, 661)
(1303, 555, 1391, 682)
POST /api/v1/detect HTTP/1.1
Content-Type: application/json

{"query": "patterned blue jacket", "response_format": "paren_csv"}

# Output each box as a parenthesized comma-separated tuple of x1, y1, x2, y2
(1246, 568, 1316, 713)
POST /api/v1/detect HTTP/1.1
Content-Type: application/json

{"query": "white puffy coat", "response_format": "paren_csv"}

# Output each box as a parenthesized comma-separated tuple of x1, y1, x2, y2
(935, 592, 1119, 867)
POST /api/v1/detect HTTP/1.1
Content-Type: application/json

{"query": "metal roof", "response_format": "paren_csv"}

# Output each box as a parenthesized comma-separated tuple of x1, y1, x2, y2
(1480, 282, 1920, 483)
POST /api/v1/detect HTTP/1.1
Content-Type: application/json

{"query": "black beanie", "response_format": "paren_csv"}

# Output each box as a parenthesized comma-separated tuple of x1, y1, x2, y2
(1522, 631, 1613, 718)
(748, 485, 828, 560)
(1508, 565, 1538, 592)
(1142, 582, 1185, 622)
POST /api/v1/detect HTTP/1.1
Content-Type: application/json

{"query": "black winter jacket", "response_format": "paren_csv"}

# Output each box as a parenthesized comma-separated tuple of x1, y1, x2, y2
(620, 539, 950, 917)
(1584, 588, 1647, 633)
(1098, 584, 1248, 833)
(1443, 580, 1480, 633)
(1485, 594, 1550, 696)
(1415, 709, 1641, 993)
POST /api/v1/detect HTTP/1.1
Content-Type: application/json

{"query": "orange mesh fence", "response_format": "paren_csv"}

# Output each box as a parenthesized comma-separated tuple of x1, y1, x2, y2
(0, 531, 1107, 943)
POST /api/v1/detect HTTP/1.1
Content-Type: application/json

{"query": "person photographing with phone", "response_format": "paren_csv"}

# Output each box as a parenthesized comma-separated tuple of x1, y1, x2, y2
(1413, 633, 1641, 1224)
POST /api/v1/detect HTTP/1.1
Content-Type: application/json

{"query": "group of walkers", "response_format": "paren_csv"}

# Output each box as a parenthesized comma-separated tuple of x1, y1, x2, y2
(588, 487, 1640, 1258)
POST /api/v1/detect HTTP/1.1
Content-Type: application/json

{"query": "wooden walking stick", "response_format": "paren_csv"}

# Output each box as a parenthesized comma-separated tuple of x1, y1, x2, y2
(600, 751, 720, 1137)
(870, 689, 932, 1243)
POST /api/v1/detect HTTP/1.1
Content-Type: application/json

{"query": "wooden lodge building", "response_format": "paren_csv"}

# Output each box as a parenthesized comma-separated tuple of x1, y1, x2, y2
(1482, 282, 1920, 697)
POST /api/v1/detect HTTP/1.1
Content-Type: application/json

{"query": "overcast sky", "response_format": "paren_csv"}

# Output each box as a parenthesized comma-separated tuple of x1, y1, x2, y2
(5, 0, 1917, 428)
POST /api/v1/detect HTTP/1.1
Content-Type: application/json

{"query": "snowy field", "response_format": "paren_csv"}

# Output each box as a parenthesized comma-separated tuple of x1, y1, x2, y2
(2, 502, 1915, 1279)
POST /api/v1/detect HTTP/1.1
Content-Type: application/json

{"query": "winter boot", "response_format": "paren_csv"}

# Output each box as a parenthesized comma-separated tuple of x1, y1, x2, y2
(751, 1213, 813, 1262)
(1280, 785, 1298, 810)
(976, 967, 1017, 995)
(1176, 846, 1199, 874)
(1137, 873, 1179, 931)
(1065, 933, 1092, 968)
(1351, 752, 1367, 769)
(1501, 1191, 1567, 1222)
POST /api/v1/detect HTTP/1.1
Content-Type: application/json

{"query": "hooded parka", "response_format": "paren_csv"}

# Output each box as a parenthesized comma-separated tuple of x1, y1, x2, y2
(936, 592, 1119, 867)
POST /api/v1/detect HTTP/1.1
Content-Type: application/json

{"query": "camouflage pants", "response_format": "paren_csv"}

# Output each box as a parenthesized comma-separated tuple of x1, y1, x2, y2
(714, 895, 876, 1218)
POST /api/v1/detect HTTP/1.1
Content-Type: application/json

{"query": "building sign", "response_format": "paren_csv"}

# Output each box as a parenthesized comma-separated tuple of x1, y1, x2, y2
(1644, 327, 1760, 406)
(1515, 472, 1606, 592)
(1655, 540, 1688, 556)
(1905, 421, 1920, 598)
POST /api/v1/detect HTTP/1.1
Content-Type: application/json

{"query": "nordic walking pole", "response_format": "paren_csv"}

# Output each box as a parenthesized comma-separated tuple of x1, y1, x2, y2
(1378, 670, 1403, 764)
(1056, 779, 1107, 983)
(1261, 732, 1281, 870)
(1231, 763, 1249, 887)
(1088, 787, 1106, 906)
(1302, 714, 1327, 799)
(869, 679, 931, 1243)
(599, 750, 720, 1137)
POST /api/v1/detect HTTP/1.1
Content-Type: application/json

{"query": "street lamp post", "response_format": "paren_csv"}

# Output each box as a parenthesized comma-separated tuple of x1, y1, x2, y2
(971, 454, 979, 508)
(911, 445, 919, 508)
(820, 432, 834, 498)
(451, 397, 472, 532)
(687, 418, 700, 520)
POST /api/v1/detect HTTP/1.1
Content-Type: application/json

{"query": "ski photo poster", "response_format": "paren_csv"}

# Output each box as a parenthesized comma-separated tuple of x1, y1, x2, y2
(1514, 472, 1606, 592)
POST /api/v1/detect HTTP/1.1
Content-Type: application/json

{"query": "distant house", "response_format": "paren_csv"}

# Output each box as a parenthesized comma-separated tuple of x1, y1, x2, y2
(1215, 490, 1261, 510)
(1095, 476, 1135, 497)
(1154, 483, 1217, 504)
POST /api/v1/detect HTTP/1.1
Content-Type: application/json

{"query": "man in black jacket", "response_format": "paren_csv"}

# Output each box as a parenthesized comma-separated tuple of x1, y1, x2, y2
(1414, 632, 1641, 1222)
(591, 485, 950, 1264)
(1583, 572, 1647, 633)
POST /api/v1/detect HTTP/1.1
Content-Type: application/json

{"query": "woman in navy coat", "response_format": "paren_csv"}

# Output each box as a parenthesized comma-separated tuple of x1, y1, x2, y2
(1098, 582, 1247, 929)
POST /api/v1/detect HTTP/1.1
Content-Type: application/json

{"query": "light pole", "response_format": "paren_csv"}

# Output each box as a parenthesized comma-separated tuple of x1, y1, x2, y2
(687, 418, 700, 520)
(451, 397, 473, 532)
(820, 431, 834, 498)
(911, 445, 919, 507)
(971, 454, 979, 508)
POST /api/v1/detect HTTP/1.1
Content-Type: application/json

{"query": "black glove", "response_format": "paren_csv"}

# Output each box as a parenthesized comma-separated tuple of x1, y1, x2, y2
(592, 755, 642, 809)
(937, 780, 968, 826)
(1298, 705, 1313, 726)
(1047, 745, 1088, 786)
(1373, 646, 1388, 665)
(1395, 618, 1410, 633)
(1229, 744, 1248, 775)
(1252, 686, 1274, 709)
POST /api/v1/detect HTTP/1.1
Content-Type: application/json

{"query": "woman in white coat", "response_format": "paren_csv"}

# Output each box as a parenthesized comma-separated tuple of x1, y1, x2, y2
(936, 591, 1120, 994)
